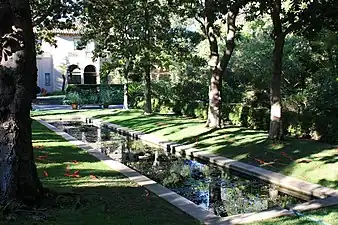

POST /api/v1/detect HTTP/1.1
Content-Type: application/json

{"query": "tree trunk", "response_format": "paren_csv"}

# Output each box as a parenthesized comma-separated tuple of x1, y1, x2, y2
(143, 0, 152, 114)
(218, 10, 238, 126)
(206, 67, 221, 128)
(205, 22, 221, 128)
(269, 0, 285, 140)
(123, 81, 129, 110)
(0, 0, 43, 205)
(144, 64, 152, 114)
(206, 10, 239, 128)
(61, 74, 66, 92)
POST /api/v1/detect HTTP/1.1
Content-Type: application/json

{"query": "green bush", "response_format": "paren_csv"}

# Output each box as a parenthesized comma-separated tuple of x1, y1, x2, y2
(64, 84, 123, 105)
(247, 107, 270, 130)
(194, 102, 208, 120)
(150, 80, 208, 117)
(65, 92, 81, 104)
(128, 82, 144, 108)
(225, 104, 269, 130)
(100, 85, 124, 105)
(228, 104, 243, 126)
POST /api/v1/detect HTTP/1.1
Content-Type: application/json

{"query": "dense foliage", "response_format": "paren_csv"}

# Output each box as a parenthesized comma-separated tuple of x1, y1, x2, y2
(32, 0, 338, 143)
(65, 84, 124, 105)
(128, 19, 338, 143)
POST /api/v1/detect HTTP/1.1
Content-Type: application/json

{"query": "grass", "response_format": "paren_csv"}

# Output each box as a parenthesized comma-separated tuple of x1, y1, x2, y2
(1, 120, 199, 225)
(31, 109, 338, 190)
(249, 207, 338, 225)
(29, 109, 338, 224)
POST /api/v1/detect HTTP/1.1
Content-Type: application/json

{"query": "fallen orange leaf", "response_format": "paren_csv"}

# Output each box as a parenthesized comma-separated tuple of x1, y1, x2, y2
(254, 158, 266, 164)
(64, 173, 80, 178)
(36, 155, 48, 161)
(44, 171, 48, 177)
(281, 152, 293, 160)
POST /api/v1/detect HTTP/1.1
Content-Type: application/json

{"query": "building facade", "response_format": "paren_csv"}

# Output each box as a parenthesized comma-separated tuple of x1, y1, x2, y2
(36, 29, 101, 93)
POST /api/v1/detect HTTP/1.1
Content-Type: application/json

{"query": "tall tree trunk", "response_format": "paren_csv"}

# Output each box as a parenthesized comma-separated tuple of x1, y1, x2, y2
(144, 63, 152, 114)
(218, 10, 239, 125)
(0, 0, 43, 205)
(143, 0, 152, 114)
(61, 74, 66, 92)
(205, 18, 221, 128)
(269, 0, 285, 140)
(206, 10, 239, 128)
(123, 79, 129, 110)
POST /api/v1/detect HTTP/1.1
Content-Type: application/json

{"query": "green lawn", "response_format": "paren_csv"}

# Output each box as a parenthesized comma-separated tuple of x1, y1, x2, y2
(1, 120, 199, 225)
(32, 109, 338, 190)
(30, 109, 338, 225)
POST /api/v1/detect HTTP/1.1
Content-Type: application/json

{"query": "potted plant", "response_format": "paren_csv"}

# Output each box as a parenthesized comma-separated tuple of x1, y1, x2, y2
(100, 86, 111, 108)
(67, 92, 81, 109)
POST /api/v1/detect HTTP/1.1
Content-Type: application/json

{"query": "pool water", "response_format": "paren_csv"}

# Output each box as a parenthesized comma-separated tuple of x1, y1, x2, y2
(50, 120, 304, 217)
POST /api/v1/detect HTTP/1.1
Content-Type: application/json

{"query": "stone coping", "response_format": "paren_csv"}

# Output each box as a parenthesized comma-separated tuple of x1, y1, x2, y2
(81, 117, 337, 201)
(36, 117, 338, 224)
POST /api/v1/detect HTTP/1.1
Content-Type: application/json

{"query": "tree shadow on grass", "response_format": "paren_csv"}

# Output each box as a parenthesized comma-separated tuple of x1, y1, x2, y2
(93, 112, 203, 135)
(31, 110, 80, 117)
(34, 112, 338, 190)
(28, 122, 199, 225)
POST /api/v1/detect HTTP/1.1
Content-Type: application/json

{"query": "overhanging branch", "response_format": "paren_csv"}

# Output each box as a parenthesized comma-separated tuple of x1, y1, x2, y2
(32, 0, 62, 27)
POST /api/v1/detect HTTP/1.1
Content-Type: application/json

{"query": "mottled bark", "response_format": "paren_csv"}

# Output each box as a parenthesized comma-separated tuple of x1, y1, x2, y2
(0, 0, 43, 204)
(123, 82, 129, 110)
(206, 10, 239, 128)
(269, 0, 285, 140)
(206, 67, 221, 128)
(205, 0, 221, 128)
(143, 0, 152, 114)
(144, 63, 152, 114)
(61, 74, 66, 92)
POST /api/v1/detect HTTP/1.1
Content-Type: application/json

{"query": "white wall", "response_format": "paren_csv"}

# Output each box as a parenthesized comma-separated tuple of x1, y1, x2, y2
(37, 55, 53, 93)
(36, 34, 101, 93)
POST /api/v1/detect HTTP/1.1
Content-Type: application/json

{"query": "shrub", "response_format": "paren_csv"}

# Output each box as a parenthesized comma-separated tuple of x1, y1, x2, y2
(99, 85, 124, 105)
(224, 104, 269, 130)
(228, 104, 243, 126)
(128, 82, 144, 108)
(247, 107, 270, 130)
(64, 84, 123, 105)
(65, 92, 81, 104)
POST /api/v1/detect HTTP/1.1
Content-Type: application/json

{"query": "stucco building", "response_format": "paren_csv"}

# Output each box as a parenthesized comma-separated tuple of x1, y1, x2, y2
(36, 29, 101, 93)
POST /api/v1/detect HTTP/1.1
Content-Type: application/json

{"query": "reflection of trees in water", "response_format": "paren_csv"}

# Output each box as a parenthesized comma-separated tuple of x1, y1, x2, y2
(122, 141, 302, 216)
(53, 122, 302, 217)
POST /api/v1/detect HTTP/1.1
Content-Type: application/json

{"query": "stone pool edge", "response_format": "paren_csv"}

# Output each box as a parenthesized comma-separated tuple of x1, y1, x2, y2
(36, 117, 338, 225)
(86, 117, 338, 198)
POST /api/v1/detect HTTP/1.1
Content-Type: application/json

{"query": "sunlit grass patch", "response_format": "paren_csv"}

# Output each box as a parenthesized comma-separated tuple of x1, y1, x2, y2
(1, 120, 199, 225)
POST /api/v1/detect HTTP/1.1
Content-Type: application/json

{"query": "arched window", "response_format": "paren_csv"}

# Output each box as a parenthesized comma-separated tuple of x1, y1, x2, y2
(67, 64, 81, 84)
(84, 65, 97, 84)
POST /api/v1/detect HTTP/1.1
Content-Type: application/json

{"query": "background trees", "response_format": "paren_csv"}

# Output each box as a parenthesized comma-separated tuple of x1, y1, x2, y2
(79, 0, 173, 114)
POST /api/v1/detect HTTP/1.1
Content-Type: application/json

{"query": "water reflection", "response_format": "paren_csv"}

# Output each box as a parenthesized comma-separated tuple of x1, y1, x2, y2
(51, 121, 303, 216)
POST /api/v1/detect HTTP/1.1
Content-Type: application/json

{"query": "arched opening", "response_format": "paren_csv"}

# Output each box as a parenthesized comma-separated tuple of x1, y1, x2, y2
(67, 64, 81, 84)
(84, 65, 97, 84)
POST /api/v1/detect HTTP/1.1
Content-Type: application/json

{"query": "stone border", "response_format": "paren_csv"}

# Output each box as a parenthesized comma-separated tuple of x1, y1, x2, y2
(81, 117, 338, 200)
(36, 117, 338, 224)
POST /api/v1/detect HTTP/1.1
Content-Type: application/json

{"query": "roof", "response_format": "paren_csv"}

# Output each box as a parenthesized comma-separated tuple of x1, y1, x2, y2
(52, 20, 84, 35)
(52, 28, 82, 35)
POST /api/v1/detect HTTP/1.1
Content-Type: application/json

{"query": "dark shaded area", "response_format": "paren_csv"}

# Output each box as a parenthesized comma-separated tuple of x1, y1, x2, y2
(83, 65, 97, 85)
(8, 121, 199, 225)
(91, 111, 337, 190)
